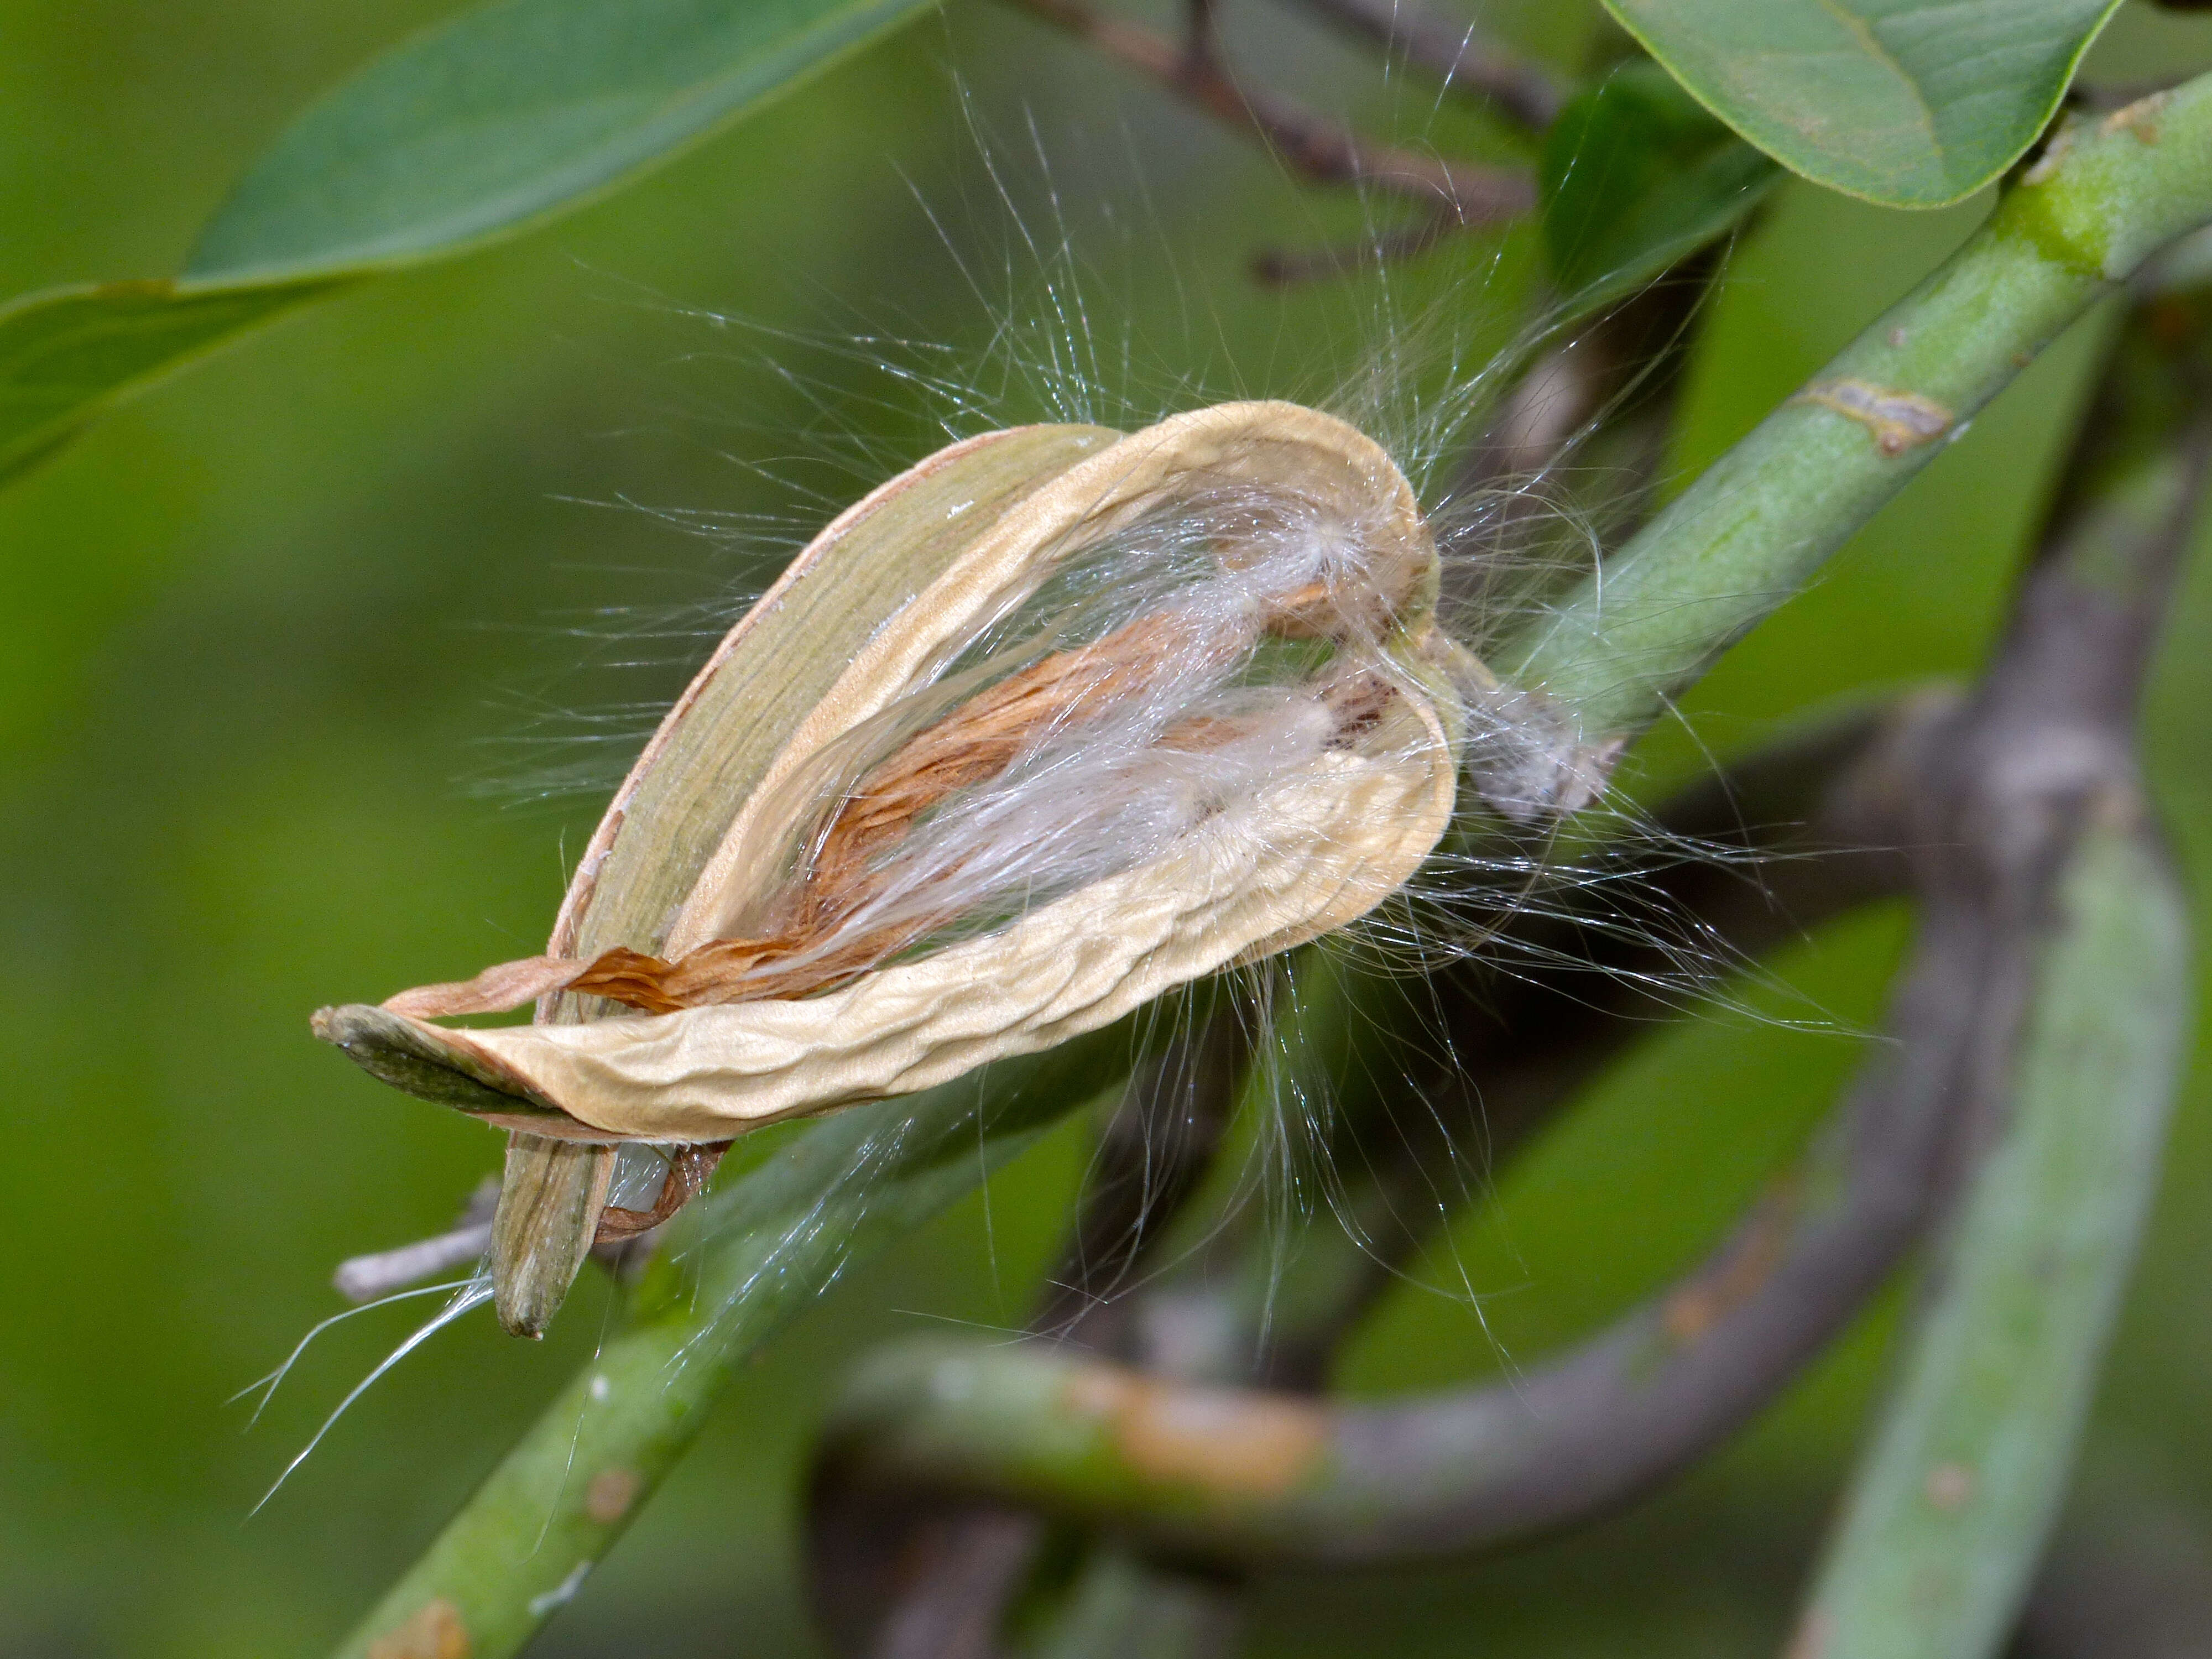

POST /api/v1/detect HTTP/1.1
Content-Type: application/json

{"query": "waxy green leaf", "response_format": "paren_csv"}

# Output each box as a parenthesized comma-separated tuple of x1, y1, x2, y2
(1, 0, 937, 483)
(1603, 0, 2125, 207)
(187, 0, 937, 283)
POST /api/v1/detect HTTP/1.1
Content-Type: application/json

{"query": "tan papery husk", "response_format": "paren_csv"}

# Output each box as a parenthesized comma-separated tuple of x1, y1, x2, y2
(315, 400, 1469, 1145)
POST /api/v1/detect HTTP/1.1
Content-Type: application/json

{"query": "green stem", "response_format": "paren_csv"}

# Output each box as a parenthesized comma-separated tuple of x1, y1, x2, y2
(1505, 74, 2212, 749)
(1788, 821, 2189, 1659)
(1782, 262, 2212, 1659)
(331, 1021, 1136, 1659)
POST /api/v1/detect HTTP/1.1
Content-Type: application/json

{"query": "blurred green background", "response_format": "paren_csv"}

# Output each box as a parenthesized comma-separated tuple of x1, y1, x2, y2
(7, 3, 2212, 1653)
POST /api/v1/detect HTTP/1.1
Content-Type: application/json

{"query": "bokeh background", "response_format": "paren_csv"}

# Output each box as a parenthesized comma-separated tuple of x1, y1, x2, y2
(8, 3, 2212, 1653)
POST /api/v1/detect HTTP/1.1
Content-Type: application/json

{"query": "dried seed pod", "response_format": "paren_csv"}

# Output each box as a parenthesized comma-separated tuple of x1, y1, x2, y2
(315, 401, 1475, 1330)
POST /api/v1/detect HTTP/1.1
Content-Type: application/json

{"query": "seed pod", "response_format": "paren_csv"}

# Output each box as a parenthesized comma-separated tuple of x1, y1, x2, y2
(315, 400, 1476, 1331)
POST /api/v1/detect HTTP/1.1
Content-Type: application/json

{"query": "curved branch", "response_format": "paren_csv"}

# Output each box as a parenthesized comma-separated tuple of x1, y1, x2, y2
(794, 645, 1944, 1659)
(813, 827, 1986, 1562)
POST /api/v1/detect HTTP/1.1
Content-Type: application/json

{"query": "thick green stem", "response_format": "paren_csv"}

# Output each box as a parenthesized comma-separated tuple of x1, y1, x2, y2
(331, 1022, 1136, 1659)
(1506, 75, 2212, 750)
(1788, 822, 2189, 1659)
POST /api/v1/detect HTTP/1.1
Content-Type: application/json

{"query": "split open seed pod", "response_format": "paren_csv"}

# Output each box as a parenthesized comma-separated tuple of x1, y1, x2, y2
(316, 400, 1475, 1332)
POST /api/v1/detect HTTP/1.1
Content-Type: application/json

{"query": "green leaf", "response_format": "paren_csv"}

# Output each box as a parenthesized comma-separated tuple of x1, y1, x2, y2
(2, 0, 937, 485)
(0, 279, 336, 481)
(1541, 62, 1780, 306)
(1601, 0, 2125, 208)
(186, 0, 938, 283)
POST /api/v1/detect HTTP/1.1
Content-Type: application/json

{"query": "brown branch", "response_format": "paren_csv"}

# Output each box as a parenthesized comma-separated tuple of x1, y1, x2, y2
(1249, 205, 1464, 285)
(1030, 1006, 1254, 1345)
(1182, 0, 1219, 68)
(331, 1178, 499, 1302)
(1005, 0, 1534, 221)
(804, 700, 1944, 1571)
(1282, 0, 1564, 129)
(1464, 255, 1720, 493)
(813, 896, 1969, 1564)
